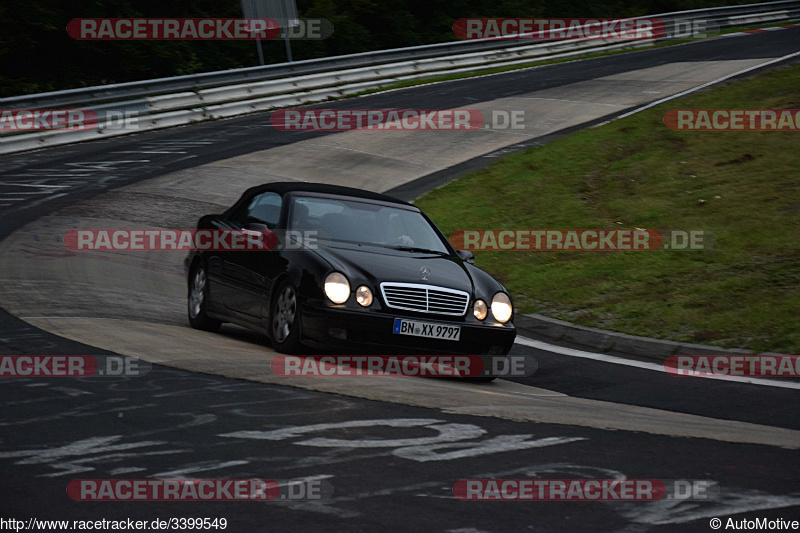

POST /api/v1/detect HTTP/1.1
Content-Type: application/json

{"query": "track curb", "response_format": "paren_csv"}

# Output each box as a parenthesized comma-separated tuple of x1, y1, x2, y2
(514, 313, 767, 362)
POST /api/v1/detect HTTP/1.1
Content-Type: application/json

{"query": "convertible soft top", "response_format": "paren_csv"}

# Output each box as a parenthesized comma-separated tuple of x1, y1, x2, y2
(239, 181, 411, 206)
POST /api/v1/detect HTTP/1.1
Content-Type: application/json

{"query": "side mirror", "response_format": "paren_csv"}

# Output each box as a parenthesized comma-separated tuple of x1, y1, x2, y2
(243, 222, 271, 231)
(456, 249, 475, 264)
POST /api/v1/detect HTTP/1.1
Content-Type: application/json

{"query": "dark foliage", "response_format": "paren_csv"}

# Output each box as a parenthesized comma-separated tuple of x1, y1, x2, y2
(0, 0, 774, 96)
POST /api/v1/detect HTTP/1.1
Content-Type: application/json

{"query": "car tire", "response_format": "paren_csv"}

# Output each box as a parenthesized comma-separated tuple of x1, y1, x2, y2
(188, 262, 222, 332)
(271, 279, 302, 354)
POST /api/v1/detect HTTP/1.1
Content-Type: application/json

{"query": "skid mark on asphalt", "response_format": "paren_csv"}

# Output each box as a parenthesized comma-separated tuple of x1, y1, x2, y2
(0, 138, 219, 216)
(0, 368, 798, 527)
(0, 435, 188, 478)
(220, 418, 585, 460)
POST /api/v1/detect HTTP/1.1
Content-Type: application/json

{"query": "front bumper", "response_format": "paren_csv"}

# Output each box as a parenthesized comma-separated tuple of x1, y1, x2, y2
(299, 304, 516, 357)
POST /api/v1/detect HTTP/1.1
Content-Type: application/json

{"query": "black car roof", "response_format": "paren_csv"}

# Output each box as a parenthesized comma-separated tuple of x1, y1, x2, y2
(240, 182, 412, 206)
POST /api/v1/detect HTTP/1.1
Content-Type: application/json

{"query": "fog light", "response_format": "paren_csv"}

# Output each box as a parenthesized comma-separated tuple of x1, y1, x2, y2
(473, 299, 487, 320)
(356, 285, 373, 307)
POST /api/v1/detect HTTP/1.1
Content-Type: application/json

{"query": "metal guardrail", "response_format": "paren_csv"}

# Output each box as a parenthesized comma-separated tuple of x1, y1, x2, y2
(1, 0, 798, 154)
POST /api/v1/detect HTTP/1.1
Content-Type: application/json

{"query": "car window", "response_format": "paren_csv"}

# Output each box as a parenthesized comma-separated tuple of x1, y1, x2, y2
(288, 195, 449, 253)
(230, 192, 282, 228)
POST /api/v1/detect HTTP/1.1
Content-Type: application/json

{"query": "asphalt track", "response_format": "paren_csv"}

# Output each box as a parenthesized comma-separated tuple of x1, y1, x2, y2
(1, 29, 799, 531)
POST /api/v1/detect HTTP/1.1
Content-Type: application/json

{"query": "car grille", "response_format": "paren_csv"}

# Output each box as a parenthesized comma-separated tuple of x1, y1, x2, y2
(380, 282, 469, 316)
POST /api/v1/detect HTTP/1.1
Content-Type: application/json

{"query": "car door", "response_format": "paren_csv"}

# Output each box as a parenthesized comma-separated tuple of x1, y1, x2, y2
(222, 192, 283, 319)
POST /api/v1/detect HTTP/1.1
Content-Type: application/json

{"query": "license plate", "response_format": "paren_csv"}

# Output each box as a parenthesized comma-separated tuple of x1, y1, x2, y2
(393, 318, 461, 341)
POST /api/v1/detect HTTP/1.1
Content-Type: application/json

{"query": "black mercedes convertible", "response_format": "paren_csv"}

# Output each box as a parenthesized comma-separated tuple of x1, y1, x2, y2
(184, 182, 516, 359)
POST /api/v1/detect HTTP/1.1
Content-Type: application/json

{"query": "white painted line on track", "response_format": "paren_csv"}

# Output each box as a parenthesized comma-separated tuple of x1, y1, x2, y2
(514, 336, 800, 390)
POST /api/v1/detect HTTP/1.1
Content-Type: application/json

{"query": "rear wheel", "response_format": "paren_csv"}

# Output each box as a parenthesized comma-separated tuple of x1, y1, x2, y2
(271, 279, 302, 354)
(188, 262, 222, 332)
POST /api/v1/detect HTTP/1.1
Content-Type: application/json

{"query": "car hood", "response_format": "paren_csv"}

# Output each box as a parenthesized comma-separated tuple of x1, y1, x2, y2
(311, 245, 475, 293)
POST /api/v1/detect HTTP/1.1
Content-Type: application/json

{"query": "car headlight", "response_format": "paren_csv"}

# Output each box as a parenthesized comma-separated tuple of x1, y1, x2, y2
(356, 285, 373, 307)
(491, 292, 512, 323)
(324, 272, 350, 304)
(473, 299, 487, 320)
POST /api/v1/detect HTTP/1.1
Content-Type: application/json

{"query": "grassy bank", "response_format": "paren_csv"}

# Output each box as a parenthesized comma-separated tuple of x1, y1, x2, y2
(416, 63, 800, 353)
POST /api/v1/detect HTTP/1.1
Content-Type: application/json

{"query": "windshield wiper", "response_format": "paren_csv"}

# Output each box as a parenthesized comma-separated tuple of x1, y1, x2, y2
(388, 245, 449, 255)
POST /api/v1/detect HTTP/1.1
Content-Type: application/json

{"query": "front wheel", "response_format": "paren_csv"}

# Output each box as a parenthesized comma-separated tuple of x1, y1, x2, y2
(271, 279, 302, 354)
(188, 262, 222, 332)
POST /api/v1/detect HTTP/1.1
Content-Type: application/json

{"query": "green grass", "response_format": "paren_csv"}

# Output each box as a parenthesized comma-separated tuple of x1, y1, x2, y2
(415, 64, 800, 353)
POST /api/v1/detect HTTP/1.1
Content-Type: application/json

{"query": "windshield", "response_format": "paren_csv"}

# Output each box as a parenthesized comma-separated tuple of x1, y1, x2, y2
(288, 195, 450, 254)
